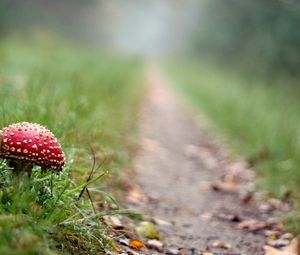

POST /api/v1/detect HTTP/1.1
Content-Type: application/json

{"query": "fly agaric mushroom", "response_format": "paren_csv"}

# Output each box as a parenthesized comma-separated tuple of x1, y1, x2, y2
(0, 122, 64, 175)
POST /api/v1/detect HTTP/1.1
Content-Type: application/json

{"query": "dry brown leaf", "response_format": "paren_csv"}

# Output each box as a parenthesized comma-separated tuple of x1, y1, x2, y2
(217, 212, 242, 222)
(238, 219, 270, 232)
(211, 181, 240, 193)
(212, 240, 232, 249)
(129, 239, 146, 249)
(240, 191, 254, 204)
(154, 218, 172, 226)
(126, 186, 147, 205)
(264, 237, 300, 255)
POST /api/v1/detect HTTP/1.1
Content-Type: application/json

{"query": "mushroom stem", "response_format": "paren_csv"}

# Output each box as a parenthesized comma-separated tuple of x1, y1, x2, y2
(8, 160, 33, 177)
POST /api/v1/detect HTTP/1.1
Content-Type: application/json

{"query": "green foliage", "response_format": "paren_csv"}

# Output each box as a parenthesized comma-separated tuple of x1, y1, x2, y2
(0, 39, 144, 254)
(195, 0, 300, 77)
(136, 221, 160, 240)
(0, 163, 112, 255)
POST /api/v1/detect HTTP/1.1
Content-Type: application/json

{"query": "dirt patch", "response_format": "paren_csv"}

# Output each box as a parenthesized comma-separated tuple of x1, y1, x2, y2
(128, 67, 292, 255)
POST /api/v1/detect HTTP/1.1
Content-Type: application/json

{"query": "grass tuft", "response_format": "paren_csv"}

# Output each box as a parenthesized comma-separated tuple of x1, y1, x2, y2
(0, 39, 144, 254)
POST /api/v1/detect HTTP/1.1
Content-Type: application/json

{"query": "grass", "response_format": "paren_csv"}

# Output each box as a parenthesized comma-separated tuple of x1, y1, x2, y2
(164, 60, 300, 200)
(0, 39, 144, 254)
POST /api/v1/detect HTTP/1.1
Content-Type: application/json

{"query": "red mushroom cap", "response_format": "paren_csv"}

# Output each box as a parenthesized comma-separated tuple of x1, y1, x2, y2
(0, 122, 64, 171)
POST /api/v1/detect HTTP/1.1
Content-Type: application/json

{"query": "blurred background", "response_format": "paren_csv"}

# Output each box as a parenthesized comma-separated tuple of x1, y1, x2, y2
(1, 0, 300, 200)
(1, 0, 300, 76)
(0, 0, 201, 56)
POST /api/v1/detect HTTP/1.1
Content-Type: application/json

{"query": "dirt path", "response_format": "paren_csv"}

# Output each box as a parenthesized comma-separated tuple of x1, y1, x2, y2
(132, 67, 268, 254)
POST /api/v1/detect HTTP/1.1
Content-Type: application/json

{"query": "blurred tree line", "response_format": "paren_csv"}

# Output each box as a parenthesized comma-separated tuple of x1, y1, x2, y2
(0, 0, 100, 41)
(195, 0, 300, 78)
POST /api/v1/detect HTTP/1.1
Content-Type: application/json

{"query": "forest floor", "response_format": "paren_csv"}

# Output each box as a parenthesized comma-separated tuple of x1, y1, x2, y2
(126, 67, 294, 255)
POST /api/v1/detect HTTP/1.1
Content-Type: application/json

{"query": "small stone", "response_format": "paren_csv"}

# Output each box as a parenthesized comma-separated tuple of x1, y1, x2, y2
(146, 239, 163, 251)
(267, 238, 290, 248)
(165, 248, 180, 255)
(281, 232, 294, 239)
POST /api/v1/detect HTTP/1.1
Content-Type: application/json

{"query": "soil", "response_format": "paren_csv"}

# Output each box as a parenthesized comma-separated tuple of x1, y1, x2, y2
(130, 67, 275, 255)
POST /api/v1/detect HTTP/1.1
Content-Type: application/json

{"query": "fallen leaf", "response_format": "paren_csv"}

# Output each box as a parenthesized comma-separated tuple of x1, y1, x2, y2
(129, 239, 145, 249)
(264, 237, 300, 255)
(154, 218, 172, 226)
(269, 235, 278, 241)
(136, 221, 160, 239)
(217, 213, 242, 222)
(238, 219, 270, 232)
(212, 240, 232, 249)
(210, 181, 239, 193)
(240, 191, 253, 204)
(126, 186, 147, 205)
